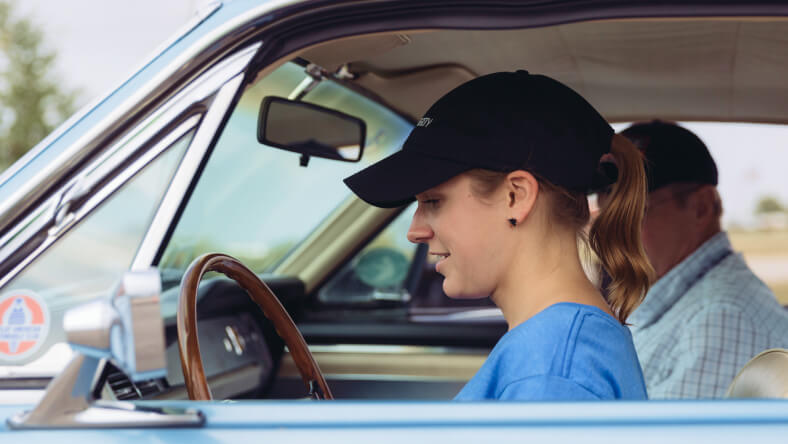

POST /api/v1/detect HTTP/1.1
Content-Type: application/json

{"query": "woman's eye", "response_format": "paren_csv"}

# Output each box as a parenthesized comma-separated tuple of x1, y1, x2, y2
(420, 199, 440, 208)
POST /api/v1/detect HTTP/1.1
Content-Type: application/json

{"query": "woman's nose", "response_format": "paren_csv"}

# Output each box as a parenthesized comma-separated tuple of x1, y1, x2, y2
(407, 211, 433, 244)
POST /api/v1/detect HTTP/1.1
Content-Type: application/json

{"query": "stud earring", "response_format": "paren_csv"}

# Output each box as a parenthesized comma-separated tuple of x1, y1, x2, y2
(508, 218, 517, 227)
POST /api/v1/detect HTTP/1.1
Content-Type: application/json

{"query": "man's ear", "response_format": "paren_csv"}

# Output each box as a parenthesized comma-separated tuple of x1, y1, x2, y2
(690, 185, 716, 223)
(505, 170, 539, 225)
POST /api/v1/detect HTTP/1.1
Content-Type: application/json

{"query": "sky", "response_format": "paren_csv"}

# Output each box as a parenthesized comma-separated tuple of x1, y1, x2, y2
(16, 0, 198, 104)
(12, 0, 788, 228)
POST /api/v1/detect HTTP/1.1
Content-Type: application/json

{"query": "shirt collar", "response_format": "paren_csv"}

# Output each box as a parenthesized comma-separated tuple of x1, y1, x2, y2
(628, 231, 733, 329)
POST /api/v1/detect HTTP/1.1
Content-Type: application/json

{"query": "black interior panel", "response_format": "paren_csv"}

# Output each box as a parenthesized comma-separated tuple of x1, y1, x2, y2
(299, 321, 505, 348)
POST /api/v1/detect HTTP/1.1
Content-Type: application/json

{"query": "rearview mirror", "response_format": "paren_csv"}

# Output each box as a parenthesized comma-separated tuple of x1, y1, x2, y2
(258, 96, 366, 164)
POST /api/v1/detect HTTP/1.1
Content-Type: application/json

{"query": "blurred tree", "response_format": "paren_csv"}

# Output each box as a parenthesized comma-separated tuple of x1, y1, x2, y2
(755, 195, 784, 214)
(0, 1, 77, 170)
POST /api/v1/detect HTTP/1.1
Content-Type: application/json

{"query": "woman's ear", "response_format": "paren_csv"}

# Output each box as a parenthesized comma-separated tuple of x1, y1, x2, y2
(504, 170, 539, 225)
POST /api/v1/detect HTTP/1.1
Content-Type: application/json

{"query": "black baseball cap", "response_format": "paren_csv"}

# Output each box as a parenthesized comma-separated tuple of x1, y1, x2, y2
(344, 70, 616, 208)
(620, 120, 718, 192)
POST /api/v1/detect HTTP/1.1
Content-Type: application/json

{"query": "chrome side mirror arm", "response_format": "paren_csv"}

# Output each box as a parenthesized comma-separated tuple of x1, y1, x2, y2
(6, 269, 203, 429)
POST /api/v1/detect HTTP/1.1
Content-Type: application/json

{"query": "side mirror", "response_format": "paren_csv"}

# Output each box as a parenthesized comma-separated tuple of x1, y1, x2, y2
(7, 269, 203, 429)
(64, 268, 166, 381)
(258, 96, 366, 165)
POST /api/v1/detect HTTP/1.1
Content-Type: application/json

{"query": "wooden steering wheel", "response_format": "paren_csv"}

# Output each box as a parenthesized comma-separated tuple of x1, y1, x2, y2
(176, 253, 333, 400)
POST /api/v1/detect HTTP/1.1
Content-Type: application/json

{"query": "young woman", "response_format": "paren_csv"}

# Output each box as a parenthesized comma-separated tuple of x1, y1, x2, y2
(344, 70, 653, 401)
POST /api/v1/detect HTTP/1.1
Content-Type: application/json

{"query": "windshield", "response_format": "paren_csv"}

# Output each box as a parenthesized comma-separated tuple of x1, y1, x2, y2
(158, 62, 412, 291)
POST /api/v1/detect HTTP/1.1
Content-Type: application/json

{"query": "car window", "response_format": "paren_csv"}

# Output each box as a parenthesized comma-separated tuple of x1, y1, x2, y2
(158, 62, 412, 287)
(319, 202, 497, 312)
(687, 122, 788, 305)
(318, 204, 418, 305)
(0, 130, 192, 368)
(611, 122, 788, 304)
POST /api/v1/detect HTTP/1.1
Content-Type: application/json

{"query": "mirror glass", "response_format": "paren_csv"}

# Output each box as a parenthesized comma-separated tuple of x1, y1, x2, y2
(258, 96, 366, 162)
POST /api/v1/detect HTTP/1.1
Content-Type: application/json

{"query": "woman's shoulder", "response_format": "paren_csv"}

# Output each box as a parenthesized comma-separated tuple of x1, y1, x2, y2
(499, 302, 637, 377)
(494, 303, 619, 365)
(542, 303, 635, 352)
(479, 303, 643, 400)
(508, 303, 624, 341)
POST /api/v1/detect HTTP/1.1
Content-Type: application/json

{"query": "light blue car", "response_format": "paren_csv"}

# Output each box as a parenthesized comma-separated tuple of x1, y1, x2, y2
(2, 0, 788, 441)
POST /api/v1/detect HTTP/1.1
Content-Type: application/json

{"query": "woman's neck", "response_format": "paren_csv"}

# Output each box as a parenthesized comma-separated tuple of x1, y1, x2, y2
(491, 228, 613, 331)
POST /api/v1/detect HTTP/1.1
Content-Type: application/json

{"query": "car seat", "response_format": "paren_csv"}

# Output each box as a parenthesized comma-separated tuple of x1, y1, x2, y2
(726, 348, 788, 398)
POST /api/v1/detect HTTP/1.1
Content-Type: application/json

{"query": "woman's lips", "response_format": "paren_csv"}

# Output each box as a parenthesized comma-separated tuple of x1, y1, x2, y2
(432, 252, 450, 272)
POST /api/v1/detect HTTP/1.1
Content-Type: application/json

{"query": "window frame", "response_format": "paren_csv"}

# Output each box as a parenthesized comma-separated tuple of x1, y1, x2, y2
(0, 44, 261, 290)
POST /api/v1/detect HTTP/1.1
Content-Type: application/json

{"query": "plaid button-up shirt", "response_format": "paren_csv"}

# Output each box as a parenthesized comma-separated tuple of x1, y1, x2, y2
(629, 231, 788, 399)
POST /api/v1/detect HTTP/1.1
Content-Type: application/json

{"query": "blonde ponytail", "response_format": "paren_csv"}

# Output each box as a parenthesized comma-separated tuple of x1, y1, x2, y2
(589, 134, 655, 323)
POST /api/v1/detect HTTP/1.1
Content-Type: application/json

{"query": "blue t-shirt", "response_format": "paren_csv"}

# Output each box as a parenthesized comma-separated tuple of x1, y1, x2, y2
(455, 303, 647, 401)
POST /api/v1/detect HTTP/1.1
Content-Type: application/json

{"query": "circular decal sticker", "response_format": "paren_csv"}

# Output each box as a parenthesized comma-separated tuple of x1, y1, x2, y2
(0, 290, 50, 362)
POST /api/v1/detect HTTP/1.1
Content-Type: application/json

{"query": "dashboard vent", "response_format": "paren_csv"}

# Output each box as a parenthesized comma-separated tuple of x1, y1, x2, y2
(105, 363, 169, 400)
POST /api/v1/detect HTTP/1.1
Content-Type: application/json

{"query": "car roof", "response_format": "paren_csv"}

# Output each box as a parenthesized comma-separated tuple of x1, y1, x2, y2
(302, 19, 788, 124)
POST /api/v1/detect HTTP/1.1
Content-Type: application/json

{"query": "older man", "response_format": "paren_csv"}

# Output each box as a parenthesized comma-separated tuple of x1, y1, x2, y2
(619, 120, 788, 399)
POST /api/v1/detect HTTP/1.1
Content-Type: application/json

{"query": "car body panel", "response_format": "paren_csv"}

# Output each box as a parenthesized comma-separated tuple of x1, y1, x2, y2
(4, 400, 788, 442)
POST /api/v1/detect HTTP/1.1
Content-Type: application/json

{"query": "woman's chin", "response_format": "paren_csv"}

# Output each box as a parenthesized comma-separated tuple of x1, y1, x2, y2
(442, 282, 489, 300)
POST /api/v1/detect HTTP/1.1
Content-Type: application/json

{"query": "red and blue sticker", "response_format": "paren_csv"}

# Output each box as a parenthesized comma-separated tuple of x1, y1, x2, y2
(0, 290, 50, 363)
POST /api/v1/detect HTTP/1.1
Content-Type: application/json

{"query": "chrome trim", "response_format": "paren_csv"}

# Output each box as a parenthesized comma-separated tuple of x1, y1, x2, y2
(319, 373, 469, 383)
(0, 0, 300, 234)
(0, 96, 105, 190)
(0, 106, 201, 257)
(63, 269, 166, 381)
(279, 345, 487, 382)
(0, 1, 221, 190)
(5, 270, 202, 429)
(63, 300, 120, 357)
(76, 43, 258, 186)
(0, 390, 47, 405)
(0, 90, 205, 256)
(126, 1, 223, 87)
(0, 195, 57, 264)
(288, 76, 321, 101)
(297, 344, 489, 356)
(7, 354, 203, 430)
(130, 53, 256, 270)
(0, 43, 257, 287)
(0, 119, 198, 289)
(110, 269, 168, 381)
(224, 326, 246, 356)
(410, 307, 505, 323)
(7, 354, 101, 428)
